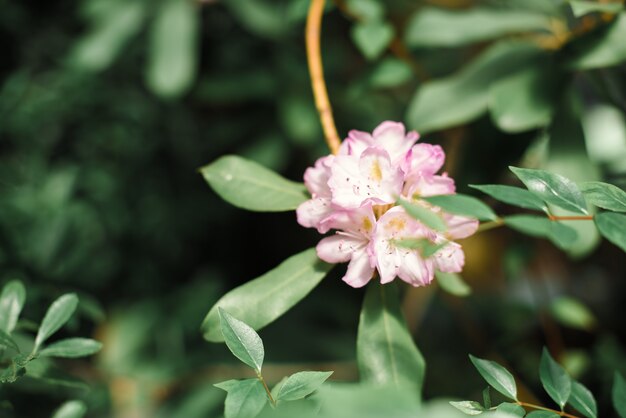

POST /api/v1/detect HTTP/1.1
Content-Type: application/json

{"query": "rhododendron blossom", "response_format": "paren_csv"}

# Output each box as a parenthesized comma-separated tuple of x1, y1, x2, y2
(296, 121, 478, 288)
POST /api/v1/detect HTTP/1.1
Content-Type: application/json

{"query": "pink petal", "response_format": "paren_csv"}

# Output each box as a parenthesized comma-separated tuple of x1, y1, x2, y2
(340, 130, 374, 157)
(402, 143, 445, 177)
(319, 206, 376, 236)
(304, 155, 334, 197)
(296, 198, 333, 232)
(372, 121, 419, 165)
(356, 147, 403, 203)
(316, 234, 364, 264)
(444, 214, 479, 240)
(397, 251, 435, 287)
(433, 242, 465, 273)
(342, 249, 375, 288)
(405, 173, 456, 198)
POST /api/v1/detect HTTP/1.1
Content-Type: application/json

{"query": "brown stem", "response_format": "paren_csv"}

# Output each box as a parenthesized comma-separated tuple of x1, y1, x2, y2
(257, 372, 276, 407)
(476, 218, 504, 233)
(518, 401, 579, 418)
(306, 0, 341, 155)
(548, 215, 594, 221)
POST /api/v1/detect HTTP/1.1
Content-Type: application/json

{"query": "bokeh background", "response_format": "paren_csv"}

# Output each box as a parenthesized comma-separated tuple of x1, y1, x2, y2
(1, 0, 625, 416)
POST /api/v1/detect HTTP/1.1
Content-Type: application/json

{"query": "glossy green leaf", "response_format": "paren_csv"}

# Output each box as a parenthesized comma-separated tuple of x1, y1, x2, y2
(200, 155, 308, 212)
(569, 1, 623, 17)
(470, 184, 547, 212)
(370, 58, 413, 88)
(581, 181, 626, 212)
(436, 272, 471, 297)
(539, 347, 571, 409)
(202, 248, 332, 342)
(496, 402, 526, 417)
(568, 380, 598, 418)
(595, 212, 626, 252)
(550, 297, 596, 331)
(0, 280, 26, 334)
(526, 411, 560, 418)
(569, 12, 626, 69)
(146, 0, 199, 99)
(398, 199, 447, 231)
(393, 239, 446, 258)
(483, 387, 492, 409)
(219, 309, 264, 373)
(52, 400, 87, 418)
(275, 371, 333, 401)
(449, 401, 484, 415)
(509, 166, 588, 214)
(469, 355, 517, 401)
(0, 329, 19, 351)
(614, 372, 626, 418)
(34, 294, 79, 351)
(39, 338, 102, 358)
(504, 215, 578, 250)
(351, 20, 394, 61)
(215, 378, 268, 418)
(405, 7, 549, 47)
(423, 194, 497, 221)
(346, 0, 384, 21)
(357, 282, 425, 397)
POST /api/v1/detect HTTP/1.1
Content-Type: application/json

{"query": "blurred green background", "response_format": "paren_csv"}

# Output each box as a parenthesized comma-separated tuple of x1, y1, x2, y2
(1, 0, 625, 416)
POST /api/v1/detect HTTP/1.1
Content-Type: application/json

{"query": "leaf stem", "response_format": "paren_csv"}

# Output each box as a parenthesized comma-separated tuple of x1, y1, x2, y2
(548, 215, 594, 221)
(517, 401, 579, 418)
(306, 0, 341, 155)
(476, 218, 504, 233)
(257, 371, 276, 407)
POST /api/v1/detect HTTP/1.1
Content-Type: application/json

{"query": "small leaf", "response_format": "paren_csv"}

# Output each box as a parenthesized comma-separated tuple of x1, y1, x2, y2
(449, 400, 485, 415)
(200, 155, 308, 212)
(436, 272, 471, 297)
(568, 12, 626, 70)
(595, 212, 626, 252)
(504, 215, 578, 250)
(219, 309, 264, 373)
(34, 294, 79, 351)
(568, 380, 598, 418)
(470, 184, 547, 212)
(539, 347, 571, 409)
(496, 402, 526, 417)
(351, 20, 394, 61)
(52, 400, 87, 418)
(483, 387, 492, 409)
(216, 378, 268, 418)
(525, 411, 560, 418)
(509, 167, 588, 214)
(0, 330, 19, 352)
(469, 355, 518, 401)
(276, 371, 333, 401)
(569, 1, 624, 17)
(581, 181, 626, 212)
(39, 338, 102, 358)
(0, 280, 26, 334)
(399, 199, 447, 231)
(423, 194, 497, 221)
(345, 0, 384, 21)
(614, 372, 626, 418)
(550, 297, 596, 331)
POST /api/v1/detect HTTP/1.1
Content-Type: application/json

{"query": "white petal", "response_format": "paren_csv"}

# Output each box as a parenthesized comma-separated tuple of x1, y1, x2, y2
(304, 155, 333, 198)
(433, 242, 465, 273)
(316, 234, 364, 263)
(342, 249, 375, 288)
(444, 214, 479, 240)
(372, 121, 418, 164)
(296, 198, 333, 232)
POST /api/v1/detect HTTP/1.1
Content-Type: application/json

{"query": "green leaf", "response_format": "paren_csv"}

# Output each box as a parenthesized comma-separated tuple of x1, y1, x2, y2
(568, 380, 598, 418)
(405, 7, 549, 47)
(351, 20, 394, 61)
(580, 181, 626, 212)
(393, 238, 446, 258)
(504, 215, 578, 250)
(614, 372, 626, 418)
(218, 309, 264, 373)
(202, 248, 332, 342)
(436, 272, 471, 297)
(595, 212, 626, 252)
(0, 329, 19, 351)
(398, 199, 447, 231)
(406, 41, 542, 133)
(539, 347, 571, 409)
(550, 297, 596, 331)
(146, 0, 199, 99)
(569, 1, 624, 17)
(469, 355, 517, 401)
(34, 294, 79, 351)
(568, 12, 626, 70)
(449, 401, 485, 415)
(345, 0, 384, 21)
(496, 402, 526, 417)
(357, 282, 425, 397)
(52, 400, 87, 418)
(370, 58, 413, 88)
(275, 371, 333, 401)
(39, 338, 102, 358)
(526, 411, 560, 418)
(483, 387, 492, 409)
(470, 184, 547, 212)
(509, 166, 588, 214)
(423, 194, 497, 221)
(216, 378, 268, 418)
(0, 280, 26, 334)
(200, 155, 308, 212)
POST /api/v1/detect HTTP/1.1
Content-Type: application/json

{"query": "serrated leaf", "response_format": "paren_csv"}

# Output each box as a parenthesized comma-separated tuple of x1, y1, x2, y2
(469, 355, 517, 401)
(0, 329, 19, 351)
(217, 378, 268, 418)
(351, 20, 394, 61)
(276, 371, 333, 401)
(200, 155, 308, 212)
(470, 184, 547, 212)
(568, 380, 597, 418)
(219, 309, 264, 373)
(509, 167, 588, 214)
(550, 297, 596, 331)
(581, 181, 626, 212)
(568, 12, 626, 70)
(0, 280, 26, 334)
(202, 248, 333, 342)
(449, 400, 485, 415)
(34, 294, 79, 351)
(569, 1, 624, 17)
(423, 194, 497, 221)
(595, 212, 626, 252)
(504, 215, 578, 250)
(399, 199, 447, 231)
(52, 400, 87, 418)
(540, 348, 571, 409)
(614, 372, 626, 418)
(39, 338, 102, 358)
(436, 272, 471, 297)
(496, 402, 526, 417)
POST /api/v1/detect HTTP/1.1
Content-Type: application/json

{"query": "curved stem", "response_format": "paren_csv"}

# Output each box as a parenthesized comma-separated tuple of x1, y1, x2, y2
(517, 401, 579, 418)
(306, 0, 341, 155)
(257, 371, 276, 407)
(548, 215, 594, 221)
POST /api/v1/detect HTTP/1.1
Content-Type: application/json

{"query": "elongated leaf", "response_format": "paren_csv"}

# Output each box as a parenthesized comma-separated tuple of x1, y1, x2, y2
(394, 238, 446, 258)
(449, 401, 484, 415)
(504, 215, 578, 250)
(216, 378, 268, 418)
(614, 372, 626, 418)
(470, 184, 547, 212)
(469, 355, 517, 400)
(219, 309, 264, 373)
(595, 212, 626, 252)
(436, 272, 471, 297)
(202, 248, 332, 342)
(526, 411, 560, 418)
(569, 12, 626, 69)
(0, 280, 26, 333)
(0, 329, 19, 351)
(52, 400, 87, 418)
(39, 338, 102, 358)
(200, 155, 308, 212)
(539, 348, 571, 409)
(398, 199, 447, 231)
(550, 297, 596, 331)
(351, 21, 394, 61)
(357, 282, 425, 397)
(496, 402, 526, 417)
(423, 194, 497, 221)
(568, 380, 597, 418)
(34, 294, 79, 351)
(509, 167, 588, 214)
(276, 371, 333, 401)
(569, 1, 624, 17)
(581, 181, 626, 212)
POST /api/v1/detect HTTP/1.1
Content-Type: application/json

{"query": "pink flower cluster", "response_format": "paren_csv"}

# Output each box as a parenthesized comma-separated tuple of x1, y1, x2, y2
(296, 121, 478, 288)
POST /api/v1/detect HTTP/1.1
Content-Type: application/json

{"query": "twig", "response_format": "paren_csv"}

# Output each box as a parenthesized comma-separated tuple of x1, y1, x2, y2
(518, 401, 580, 418)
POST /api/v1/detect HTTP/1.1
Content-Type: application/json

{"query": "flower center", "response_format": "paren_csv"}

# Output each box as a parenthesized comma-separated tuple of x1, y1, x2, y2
(373, 203, 394, 219)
